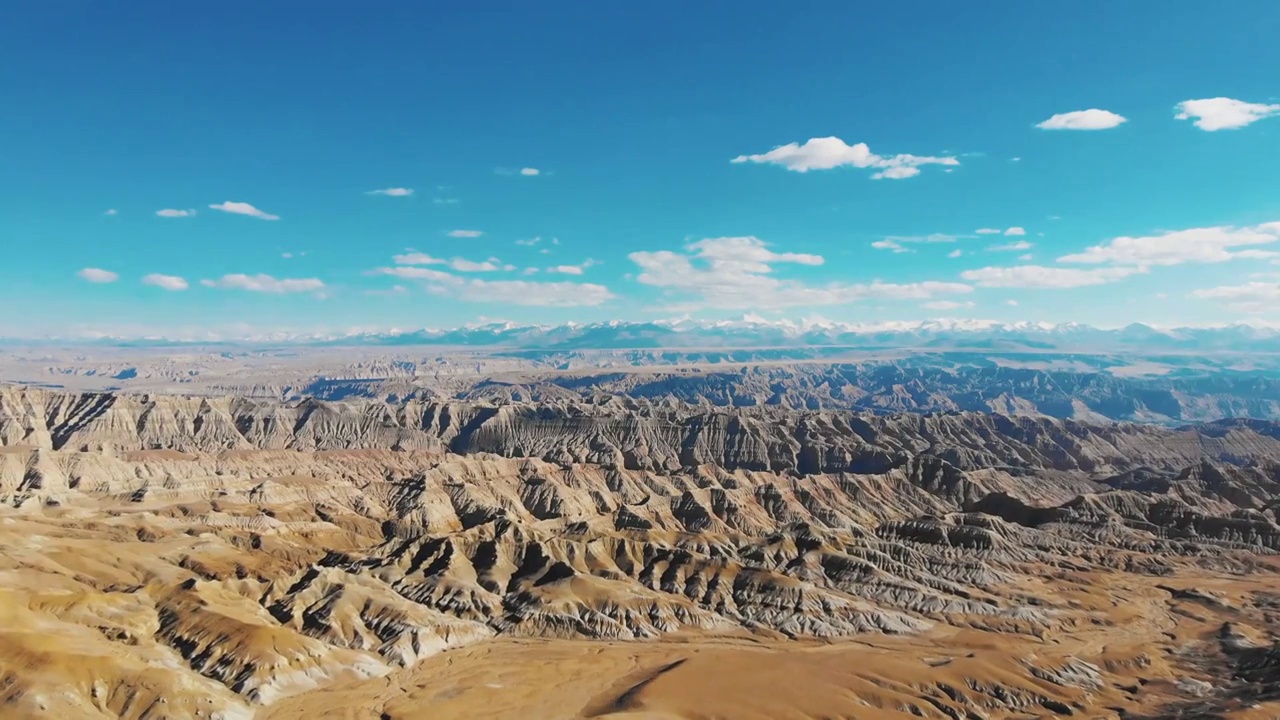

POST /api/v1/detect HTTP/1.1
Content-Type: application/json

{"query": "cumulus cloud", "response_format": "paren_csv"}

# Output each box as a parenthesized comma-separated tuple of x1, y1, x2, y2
(874, 234, 961, 253)
(960, 265, 1143, 288)
(1175, 97, 1280, 131)
(200, 273, 323, 293)
(207, 201, 280, 221)
(366, 187, 414, 196)
(142, 273, 188, 291)
(450, 258, 501, 272)
(390, 252, 503, 272)
(892, 233, 958, 244)
(496, 167, 544, 177)
(374, 266, 456, 282)
(1004, 227, 1026, 236)
(365, 285, 408, 297)
(156, 208, 195, 218)
(988, 240, 1033, 252)
(78, 267, 118, 283)
(393, 252, 445, 266)
(629, 236, 969, 310)
(922, 300, 975, 311)
(1035, 109, 1127, 130)
(947, 249, 963, 258)
(1191, 282, 1280, 313)
(731, 136, 958, 179)
(375, 264, 612, 307)
(547, 259, 599, 275)
(1057, 222, 1280, 266)
(871, 239, 912, 253)
(448, 229, 483, 238)
(455, 279, 611, 306)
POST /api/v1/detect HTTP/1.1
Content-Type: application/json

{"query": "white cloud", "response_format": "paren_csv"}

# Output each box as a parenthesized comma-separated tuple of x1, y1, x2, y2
(497, 167, 545, 177)
(456, 279, 610, 306)
(208, 201, 280, 221)
(142, 273, 188, 291)
(874, 234, 960, 252)
(1018, 253, 1034, 261)
(365, 285, 408, 297)
(947, 249, 963, 259)
(1004, 227, 1026, 236)
(78, 267, 118, 283)
(922, 300, 975, 311)
(433, 197, 460, 205)
(377, 265, 611, 307)
(393, 252, 446, 266)
(886, 233, 958, 244)
(522, 267, 539, 275)
(104, 209, 118, 216)
(731, 136, 958, 178)
(548, 259, 599, 275)
(156, 208, 195, 218)
(367, 187, 414, 197)
(988, 240, 1033, 252)
(1058, 222, 1280, 266)
(871, 166, 922, 180)
(1005, 299, 1019, 306)
(975, 228, 1002, 235)
(1035, 109, 1127, 130)
(390, 252, 502, 272)
(871, 239, 912, 253)
(448, 229, 483, 238)
(281, 252, 293, 259)
(515, 236, 541, 246)
(1191, 282, 1280, 313)
(450, 258, 500, 272)
(201, 273, 323, 293)
(961, 265, 1143, 288)
(375, 266, 456, 282)
(1175, 97, 1280, 131)
(630, 236, 969, 310)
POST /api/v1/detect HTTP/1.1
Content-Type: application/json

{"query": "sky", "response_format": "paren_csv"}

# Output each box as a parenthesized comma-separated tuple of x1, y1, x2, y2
(1, 1, 1278, 338)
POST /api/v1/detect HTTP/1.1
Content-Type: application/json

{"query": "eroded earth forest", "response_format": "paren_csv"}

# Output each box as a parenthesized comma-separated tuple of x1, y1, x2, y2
(4, 345, 1280, 718)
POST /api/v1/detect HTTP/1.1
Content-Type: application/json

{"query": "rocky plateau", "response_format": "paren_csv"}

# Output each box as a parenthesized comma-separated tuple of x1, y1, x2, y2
(2, 384, 1280, 718)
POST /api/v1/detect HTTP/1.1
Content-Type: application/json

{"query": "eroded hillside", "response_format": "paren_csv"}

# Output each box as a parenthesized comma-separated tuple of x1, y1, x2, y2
(2, 388, 1280, 718)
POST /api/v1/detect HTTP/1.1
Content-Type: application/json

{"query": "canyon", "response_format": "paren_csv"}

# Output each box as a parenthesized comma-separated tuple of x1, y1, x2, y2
(2, 385, 1280, 717)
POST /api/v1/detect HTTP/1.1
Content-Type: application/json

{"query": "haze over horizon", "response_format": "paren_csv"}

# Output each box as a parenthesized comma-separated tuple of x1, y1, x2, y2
(3, 2, 1279, 338)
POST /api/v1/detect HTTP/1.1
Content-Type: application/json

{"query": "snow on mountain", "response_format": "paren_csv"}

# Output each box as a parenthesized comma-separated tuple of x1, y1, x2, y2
(25, 317, 1280, 352)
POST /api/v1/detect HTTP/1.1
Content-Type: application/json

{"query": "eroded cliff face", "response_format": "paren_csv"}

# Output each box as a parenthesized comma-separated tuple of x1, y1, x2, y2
(3, 387, 1280, 718)
(3, 386, 1278, 474)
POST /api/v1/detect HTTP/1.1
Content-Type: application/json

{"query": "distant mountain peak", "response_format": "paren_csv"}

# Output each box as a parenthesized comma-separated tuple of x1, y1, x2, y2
(21, 318, 1280, 352)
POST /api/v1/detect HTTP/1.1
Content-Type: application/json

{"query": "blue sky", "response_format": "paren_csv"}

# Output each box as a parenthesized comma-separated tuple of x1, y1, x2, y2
(2, 1, 1278, 338)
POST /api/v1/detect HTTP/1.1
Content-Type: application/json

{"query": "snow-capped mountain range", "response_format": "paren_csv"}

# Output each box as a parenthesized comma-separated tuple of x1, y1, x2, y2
(34, 317, 1280, 352)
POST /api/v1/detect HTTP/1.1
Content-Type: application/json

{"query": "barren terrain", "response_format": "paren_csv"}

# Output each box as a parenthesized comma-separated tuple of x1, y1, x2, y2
(1, 384, 1280, 717)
